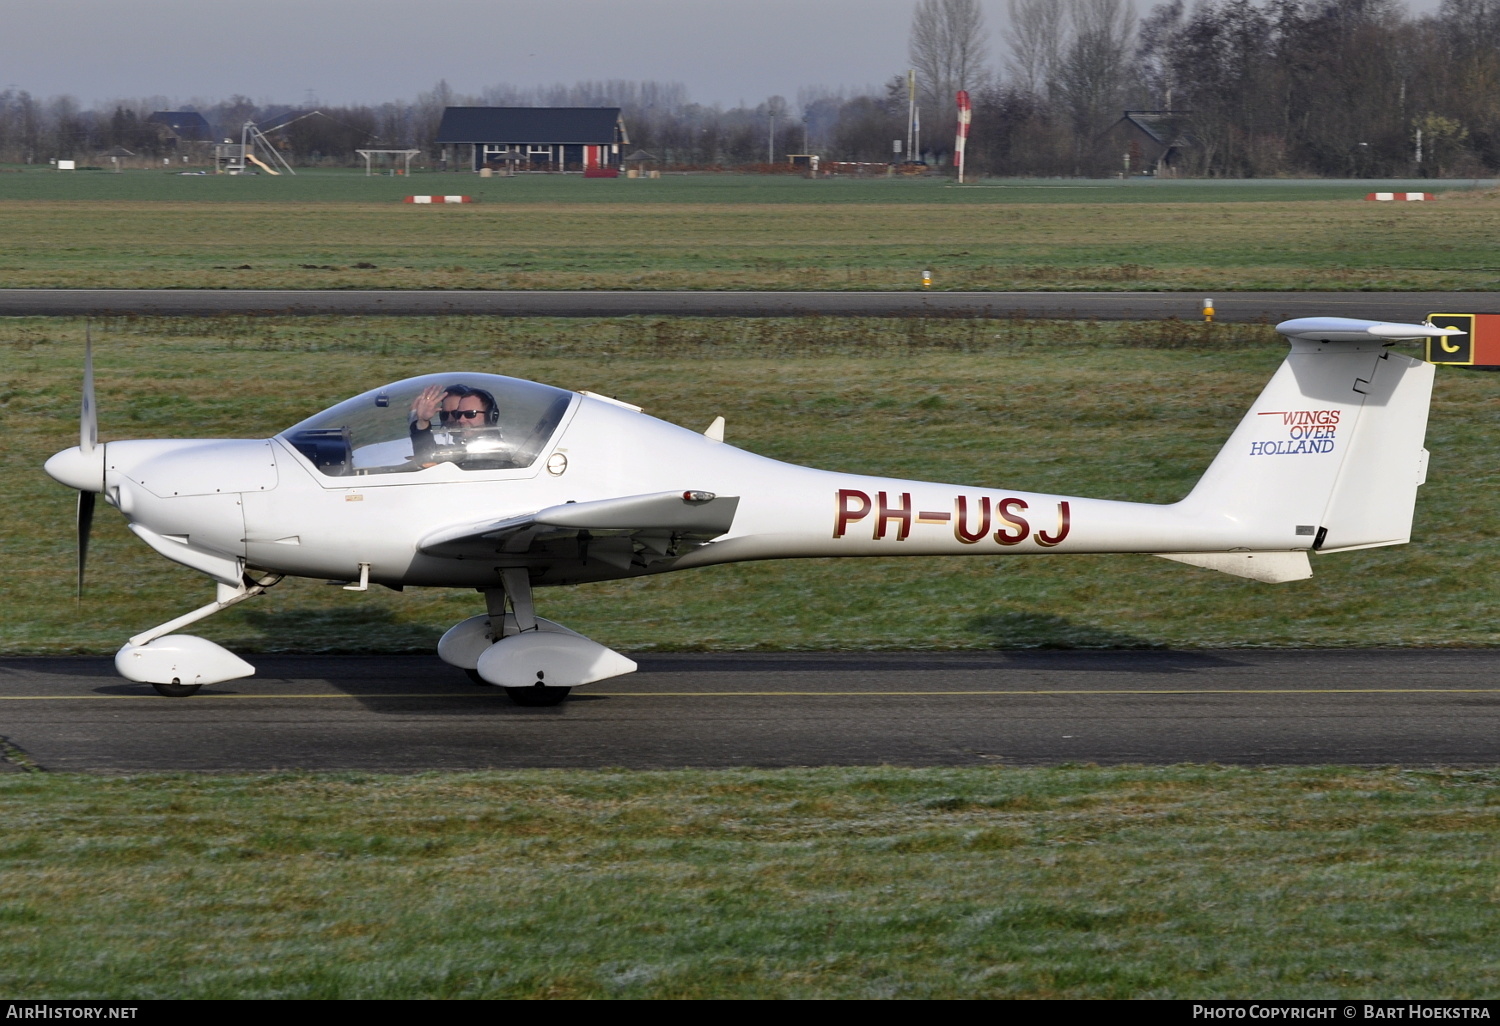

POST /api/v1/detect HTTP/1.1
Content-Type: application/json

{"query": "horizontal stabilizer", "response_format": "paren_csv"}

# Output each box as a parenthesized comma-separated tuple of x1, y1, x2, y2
(1155, 551, 1312, 583)
(1276, 317, 1463, 342)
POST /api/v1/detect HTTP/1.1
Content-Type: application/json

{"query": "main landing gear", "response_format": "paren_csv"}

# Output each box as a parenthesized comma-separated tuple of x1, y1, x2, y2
(437, 567, 636, 706)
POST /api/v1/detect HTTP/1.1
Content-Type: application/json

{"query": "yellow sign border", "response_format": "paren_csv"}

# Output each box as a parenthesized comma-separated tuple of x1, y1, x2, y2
(1425, 312, 1476, 365)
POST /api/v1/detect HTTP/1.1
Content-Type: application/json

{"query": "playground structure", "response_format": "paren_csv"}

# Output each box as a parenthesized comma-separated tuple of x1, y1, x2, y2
(214, 112, 333, 175)
(216, 121, 293, 175)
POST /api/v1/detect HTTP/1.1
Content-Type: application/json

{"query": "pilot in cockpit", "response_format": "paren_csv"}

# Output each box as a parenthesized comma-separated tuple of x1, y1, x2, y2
(409, 383, 502, 463)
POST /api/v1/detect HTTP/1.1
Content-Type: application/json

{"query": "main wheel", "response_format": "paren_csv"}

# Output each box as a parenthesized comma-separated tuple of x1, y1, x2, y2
(151, 678, 202, 698)
(464, 668, 489, 686)
(503, 685, 572, 707)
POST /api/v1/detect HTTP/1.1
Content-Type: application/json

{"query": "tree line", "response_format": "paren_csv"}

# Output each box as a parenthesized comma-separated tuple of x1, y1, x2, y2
(1, 0, 1496, 177)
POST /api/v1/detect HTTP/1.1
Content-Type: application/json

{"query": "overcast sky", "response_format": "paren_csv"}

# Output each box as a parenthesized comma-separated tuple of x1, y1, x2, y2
(2, 0, 1444, 111)
(2, 0, 970, 109)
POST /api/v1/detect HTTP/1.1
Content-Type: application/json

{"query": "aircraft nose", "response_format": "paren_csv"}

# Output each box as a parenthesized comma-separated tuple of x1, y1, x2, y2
(45, 445, 105, 492)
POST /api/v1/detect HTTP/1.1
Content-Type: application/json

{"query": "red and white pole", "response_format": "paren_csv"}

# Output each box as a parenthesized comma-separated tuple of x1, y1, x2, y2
(955, 91, 971, 184)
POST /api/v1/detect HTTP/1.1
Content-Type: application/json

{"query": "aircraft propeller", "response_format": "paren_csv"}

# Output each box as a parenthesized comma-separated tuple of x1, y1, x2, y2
(75, 327, 97, 599)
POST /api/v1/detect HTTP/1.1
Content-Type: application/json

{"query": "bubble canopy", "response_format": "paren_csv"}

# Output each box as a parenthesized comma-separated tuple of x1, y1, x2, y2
(278, 373, 576, 476)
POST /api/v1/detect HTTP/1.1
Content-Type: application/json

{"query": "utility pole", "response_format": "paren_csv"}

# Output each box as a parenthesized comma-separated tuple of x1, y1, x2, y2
(769, 108, 777, 164)
(956, 91, 971, 183)
(906, 69, 916, 162)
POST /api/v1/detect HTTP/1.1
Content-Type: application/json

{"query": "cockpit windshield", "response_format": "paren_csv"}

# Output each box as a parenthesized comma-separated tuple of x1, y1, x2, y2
(278, 373, 576, 476)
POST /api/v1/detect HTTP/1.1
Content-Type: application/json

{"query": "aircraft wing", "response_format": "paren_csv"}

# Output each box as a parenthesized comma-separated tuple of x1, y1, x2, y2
(417, 490, 740, 570)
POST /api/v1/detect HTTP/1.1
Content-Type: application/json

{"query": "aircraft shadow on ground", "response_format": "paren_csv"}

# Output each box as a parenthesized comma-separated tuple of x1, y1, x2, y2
(238, 605, 441, 652)
(0, 658, 121, 680)
(82, 654, 612, 713)
(3, 604, 1242, 709)
(639, 651, 1245, 676)
(963, 611, 1245, 673)
(234, 608, 613, 714)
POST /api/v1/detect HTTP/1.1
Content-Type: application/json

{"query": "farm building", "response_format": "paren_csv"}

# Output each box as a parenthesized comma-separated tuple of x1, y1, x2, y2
(435, 107, 629, 173)
(147, 111, 214, 163)
(1100, 110, 1191, 176)
(147, 111, 213, 145)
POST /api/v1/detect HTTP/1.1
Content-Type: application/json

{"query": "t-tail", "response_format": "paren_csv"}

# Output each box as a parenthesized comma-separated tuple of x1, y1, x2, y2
(1159, 317, 1452, 583)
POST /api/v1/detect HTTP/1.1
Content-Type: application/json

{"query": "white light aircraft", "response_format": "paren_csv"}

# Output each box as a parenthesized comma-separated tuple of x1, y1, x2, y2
(45, 317, 1456, 705)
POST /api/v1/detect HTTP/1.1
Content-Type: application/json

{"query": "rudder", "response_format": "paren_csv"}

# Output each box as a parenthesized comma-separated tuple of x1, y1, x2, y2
(1175, 319, 1440, 556)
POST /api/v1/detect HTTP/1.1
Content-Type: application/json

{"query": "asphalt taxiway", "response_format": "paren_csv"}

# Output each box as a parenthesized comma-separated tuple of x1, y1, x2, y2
(4, 289, 1500, 322)
(2, 650, 1495, 772)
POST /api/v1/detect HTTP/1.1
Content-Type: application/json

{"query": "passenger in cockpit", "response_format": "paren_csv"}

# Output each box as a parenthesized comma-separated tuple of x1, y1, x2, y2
(410, 383, 499, 462)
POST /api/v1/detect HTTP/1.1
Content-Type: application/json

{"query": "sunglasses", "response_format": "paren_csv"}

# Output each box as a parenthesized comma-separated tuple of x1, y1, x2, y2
(441, 409, 485, 420)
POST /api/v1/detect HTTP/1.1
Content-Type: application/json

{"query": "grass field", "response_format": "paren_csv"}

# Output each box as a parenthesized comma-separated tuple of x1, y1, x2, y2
(3, 171, 1498, 290)
(4, 178, 1498, 1000)
(5, 315, 1496, 655)
(2, 166, 1478, 204)
(2, 765, 1496, 998)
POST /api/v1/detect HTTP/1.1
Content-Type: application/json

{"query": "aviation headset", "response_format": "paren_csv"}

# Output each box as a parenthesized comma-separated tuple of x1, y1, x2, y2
(443, 384, 500, 426)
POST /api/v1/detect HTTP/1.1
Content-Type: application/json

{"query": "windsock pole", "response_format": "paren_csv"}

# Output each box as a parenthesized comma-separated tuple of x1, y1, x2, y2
(955, 91, 971, 184)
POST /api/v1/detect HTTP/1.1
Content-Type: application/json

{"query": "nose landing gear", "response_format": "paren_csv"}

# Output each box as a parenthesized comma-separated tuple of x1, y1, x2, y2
(505, 679, 574, 707)
(115, 575, 282, 696)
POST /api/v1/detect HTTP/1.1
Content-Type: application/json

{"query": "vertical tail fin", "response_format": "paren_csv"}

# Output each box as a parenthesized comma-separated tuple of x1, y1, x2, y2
(1176, 319, 1447, 555)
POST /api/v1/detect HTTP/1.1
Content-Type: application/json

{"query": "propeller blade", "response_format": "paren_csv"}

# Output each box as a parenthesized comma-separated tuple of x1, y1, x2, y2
(77, 490, 95, 600)
(81, 324, 97, 454)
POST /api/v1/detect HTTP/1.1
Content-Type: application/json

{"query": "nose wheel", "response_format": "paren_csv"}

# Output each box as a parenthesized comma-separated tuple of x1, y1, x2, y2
(503, 684, 572, 707)
(151, 679, 203, 698)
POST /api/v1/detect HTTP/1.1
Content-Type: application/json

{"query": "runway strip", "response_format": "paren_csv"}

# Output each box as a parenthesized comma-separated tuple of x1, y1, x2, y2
(3, 687, 1496, 699)
(4, 289, 1498, 322)
(2, 650, 1495, 771)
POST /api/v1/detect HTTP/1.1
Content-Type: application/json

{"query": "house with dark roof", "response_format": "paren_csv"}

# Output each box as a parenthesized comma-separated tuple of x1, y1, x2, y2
(435, 107, 629, 172)
(1101, 111, 1192, 176)
(147, 111, 213, 145)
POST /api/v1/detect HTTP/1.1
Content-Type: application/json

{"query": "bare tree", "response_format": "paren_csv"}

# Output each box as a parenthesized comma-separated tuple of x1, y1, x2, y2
(909, 0, 991, 112)
(414, 79, 456, 157)
(1004, 0, 1066, 96)
(45, 95, 85, 160)
(1135, 0, 1185, 109)
(1054, 0, 1137, 164)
